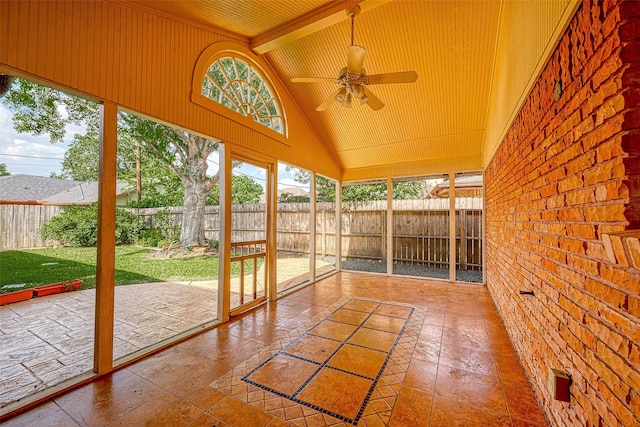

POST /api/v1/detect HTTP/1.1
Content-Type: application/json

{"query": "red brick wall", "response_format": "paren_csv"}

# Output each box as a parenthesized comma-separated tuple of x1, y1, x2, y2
(485, 1, 640, 426)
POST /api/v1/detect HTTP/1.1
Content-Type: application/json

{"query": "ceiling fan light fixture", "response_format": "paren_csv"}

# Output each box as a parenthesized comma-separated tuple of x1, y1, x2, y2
(291, 4, 417, 112)
(342, 93, 352, 108)
(352, 84, 364, 98)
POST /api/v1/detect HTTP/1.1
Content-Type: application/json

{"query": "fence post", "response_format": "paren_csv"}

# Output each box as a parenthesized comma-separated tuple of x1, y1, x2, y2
(381, 209, 386, 264)
(460, 209, 467, 270)
(321, 210, 326, 258)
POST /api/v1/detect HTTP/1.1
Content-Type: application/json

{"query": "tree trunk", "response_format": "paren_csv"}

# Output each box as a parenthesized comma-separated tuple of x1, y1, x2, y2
(181, 180, 210, 244)
(0, 74, 17, 98)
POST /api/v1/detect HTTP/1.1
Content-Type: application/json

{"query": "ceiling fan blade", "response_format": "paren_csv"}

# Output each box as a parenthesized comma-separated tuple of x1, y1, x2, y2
(291, 77, 336, 83)
(363, 87, 384, 111)
(316, 87, 345, 111)
(366, 71, 418, 85)
(347, 45, 366, 75)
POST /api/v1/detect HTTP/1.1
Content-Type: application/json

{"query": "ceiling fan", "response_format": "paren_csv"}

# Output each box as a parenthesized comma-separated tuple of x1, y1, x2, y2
(291, 5, 418, 111)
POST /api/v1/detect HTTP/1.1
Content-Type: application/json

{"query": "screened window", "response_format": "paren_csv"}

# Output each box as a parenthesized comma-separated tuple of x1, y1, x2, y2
(202, 56, 284, 134)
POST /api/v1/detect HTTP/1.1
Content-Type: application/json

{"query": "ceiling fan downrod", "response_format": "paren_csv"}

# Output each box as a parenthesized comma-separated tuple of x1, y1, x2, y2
(346, 6, 361, 46)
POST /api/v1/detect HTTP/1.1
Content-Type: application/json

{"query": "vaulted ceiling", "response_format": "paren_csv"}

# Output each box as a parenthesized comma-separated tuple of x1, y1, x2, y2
(124, 0, 577, 178)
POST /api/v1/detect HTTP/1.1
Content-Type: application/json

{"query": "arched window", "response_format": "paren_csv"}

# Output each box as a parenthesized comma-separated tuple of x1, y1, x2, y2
(201, 56, 284, 135)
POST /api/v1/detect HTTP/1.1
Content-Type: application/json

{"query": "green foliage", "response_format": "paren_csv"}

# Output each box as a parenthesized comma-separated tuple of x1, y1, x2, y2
(137, 228, 165, 248)
(230, 175, 263, 204)
(61, 132, 101, 181)
(40, 205, 143, 247)
(341, 181, 423, 202)
(0, 163, 9, 176)
(130, 173, 185, 208)
(3, 79, 95, 143)
(209, 175, 263, 205)
(40, 205, 98, 247)
(391, 181, 424, 199)
(137, 208, 180, 247)
(115, 208, 144, 245)
(342, 183, 387, 202)
(283, 163, 422, 202)
(317, 175, 336, 202)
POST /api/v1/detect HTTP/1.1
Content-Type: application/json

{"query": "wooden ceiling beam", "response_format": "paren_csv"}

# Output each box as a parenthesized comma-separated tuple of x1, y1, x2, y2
(250, 0, 391, 55)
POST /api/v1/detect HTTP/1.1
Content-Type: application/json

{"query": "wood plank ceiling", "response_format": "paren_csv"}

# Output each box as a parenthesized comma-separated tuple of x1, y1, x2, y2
(125, 0, 503, 176)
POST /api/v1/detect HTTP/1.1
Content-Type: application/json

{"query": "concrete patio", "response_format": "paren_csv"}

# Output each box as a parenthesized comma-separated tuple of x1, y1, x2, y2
(0, 282, 217, 410)
(0, 256, 336, 411)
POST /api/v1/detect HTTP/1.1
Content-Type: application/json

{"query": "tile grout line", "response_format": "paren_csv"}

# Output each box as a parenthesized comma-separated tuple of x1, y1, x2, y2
(352, 306, 415, 424)
(239, 298, 416, 425)
(289, 301, 383, 399)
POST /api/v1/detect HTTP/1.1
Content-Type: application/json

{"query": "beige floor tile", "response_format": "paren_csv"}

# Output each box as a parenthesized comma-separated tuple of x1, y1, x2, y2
(297, 368, 372, 420)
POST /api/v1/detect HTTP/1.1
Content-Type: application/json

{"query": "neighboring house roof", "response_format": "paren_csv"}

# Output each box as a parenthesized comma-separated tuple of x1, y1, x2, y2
(259, 186, 309, 203)
(278, 187, 308, 197)
(40, 181, 133, 205)
(0, 174, 134, 205)
(431, 175, 483, 198)
(0, 174, 80, 202)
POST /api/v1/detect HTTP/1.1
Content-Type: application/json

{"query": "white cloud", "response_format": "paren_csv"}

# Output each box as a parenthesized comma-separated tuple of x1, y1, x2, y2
(278, 178, 309, 191)
(0, 104, 68, 176)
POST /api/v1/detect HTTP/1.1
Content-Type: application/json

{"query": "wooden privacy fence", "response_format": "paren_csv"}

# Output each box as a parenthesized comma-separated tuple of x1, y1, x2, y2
(1, 200, 483, 270)
(340, 198, 483, 270)
(0, 204, 61, 250)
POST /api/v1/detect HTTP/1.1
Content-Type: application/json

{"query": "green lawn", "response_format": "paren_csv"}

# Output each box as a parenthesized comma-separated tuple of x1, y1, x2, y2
(0, 246, 225, 293)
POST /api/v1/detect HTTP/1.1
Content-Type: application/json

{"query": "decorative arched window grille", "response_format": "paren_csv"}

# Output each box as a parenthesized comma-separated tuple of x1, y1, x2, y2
(201, 57, 284, 135)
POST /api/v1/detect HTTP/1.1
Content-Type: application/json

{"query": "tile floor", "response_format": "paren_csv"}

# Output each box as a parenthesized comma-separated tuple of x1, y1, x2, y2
(1, 272, 549, 426)
(238, 299, 413, 424)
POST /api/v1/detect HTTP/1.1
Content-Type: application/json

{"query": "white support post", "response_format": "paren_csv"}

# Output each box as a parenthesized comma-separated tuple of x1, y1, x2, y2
(94, 102, 117, 374)
(217, 144, 232, 321)
(449, 172, 456, 282)
(268, 162, 277, 301)
(335, 181, 342, 271)
(309, 172, 317, 283)
(482, 171, 486, 284)
(387, 177, 393, 275)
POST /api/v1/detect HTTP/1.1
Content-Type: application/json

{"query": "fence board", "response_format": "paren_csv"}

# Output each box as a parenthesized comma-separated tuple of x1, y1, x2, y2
(0, 204, 61, 250)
